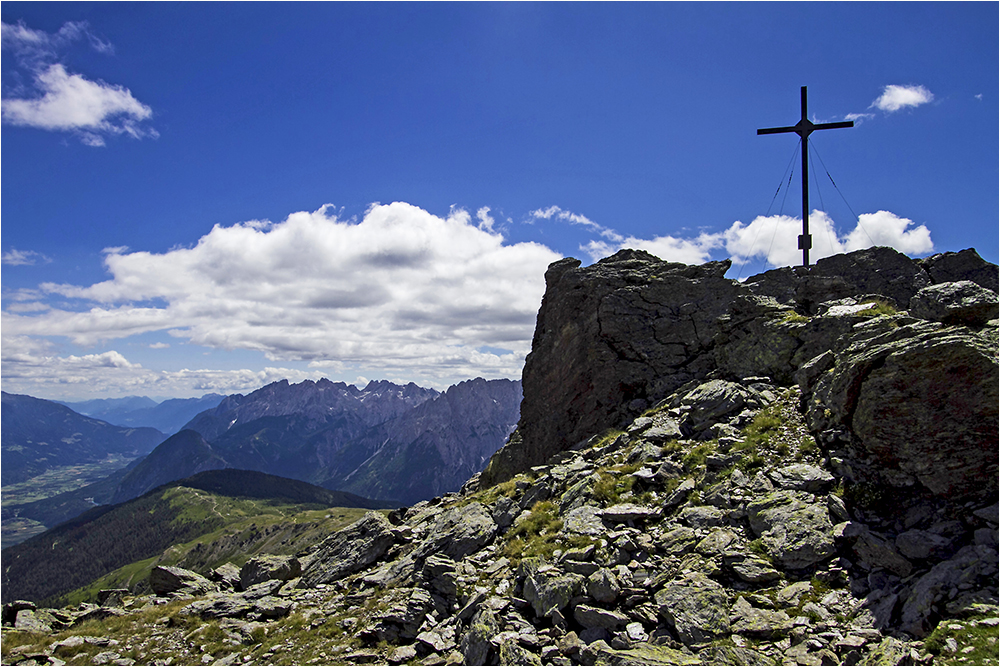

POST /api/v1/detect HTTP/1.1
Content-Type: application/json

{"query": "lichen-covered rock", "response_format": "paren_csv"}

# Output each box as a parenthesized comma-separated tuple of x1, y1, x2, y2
(412, 502, 497, 560)
(918, 248, 999, 293)
(899, 544, 999, 637)
(239, 555, 301, 590)
(908, 280, 999, 326)
(747, 490, 835, 569)
(521, 559, 585, 618)
(768, 463, 835, 492)
(730, 596, 794, 639)
(149, 565, 216, 597)
(298, 511, 395, 587)
(654, 572, 731, 646)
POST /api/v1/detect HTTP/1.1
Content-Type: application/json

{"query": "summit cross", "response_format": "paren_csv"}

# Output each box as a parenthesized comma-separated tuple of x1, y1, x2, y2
(758, 86, 853, 267)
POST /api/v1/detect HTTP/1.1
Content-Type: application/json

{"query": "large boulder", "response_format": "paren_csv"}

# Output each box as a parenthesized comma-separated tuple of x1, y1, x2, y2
(412, 502, 497, 560)
(804, 319, 999, 499)
(239, 555, 301, 590)
(746, 247, 933, 314)
(908, 280, 999, 326)
(149, 565, 216, 597)
(298, 511, 395, 587)
(747, 490, 835, 569)
(654, 572, 731, 646)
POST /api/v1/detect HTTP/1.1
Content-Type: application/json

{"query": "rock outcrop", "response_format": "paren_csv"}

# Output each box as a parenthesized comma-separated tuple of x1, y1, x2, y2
(483, 246, 999, 505)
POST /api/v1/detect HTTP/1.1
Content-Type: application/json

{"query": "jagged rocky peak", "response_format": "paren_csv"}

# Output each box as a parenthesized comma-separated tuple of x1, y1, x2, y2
(482, 245, 998, 505)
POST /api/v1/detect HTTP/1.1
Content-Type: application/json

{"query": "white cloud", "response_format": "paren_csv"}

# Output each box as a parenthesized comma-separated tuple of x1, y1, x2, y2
(582, 209, 933, 270)
(2, 64, 154, 138)
(871, 84, 934, 113)
(0, 336, 325, 400)
(530, 205, 623, 241)
(2, 248, 50, 266)
(4, 203, 563, 390)
(1, 20, 154, 145)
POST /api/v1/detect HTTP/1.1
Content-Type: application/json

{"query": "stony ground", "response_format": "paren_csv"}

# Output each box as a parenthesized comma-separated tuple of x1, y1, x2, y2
(3, 380, 998, 666)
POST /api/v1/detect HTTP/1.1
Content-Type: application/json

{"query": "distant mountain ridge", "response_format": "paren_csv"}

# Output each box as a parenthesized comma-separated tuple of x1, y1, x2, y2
(58, 394, 226, 436)
(0, 392, 166, 486)
(112, 378, 518, 506)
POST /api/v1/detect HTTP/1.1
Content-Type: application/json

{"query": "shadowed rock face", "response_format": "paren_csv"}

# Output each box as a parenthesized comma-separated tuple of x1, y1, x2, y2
(483, 250, 739, 485)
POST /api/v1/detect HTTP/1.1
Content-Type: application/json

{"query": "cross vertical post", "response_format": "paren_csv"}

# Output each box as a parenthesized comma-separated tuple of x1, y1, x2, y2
(758, 86, 853, 266)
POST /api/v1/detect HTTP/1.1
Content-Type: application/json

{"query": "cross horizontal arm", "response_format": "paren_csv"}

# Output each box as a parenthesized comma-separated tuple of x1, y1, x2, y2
(813, 121, 854, 131)
(757, 126, 798, 135)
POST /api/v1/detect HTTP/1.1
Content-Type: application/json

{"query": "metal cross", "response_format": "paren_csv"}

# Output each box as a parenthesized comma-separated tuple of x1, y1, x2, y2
(758, 86, 853, 267)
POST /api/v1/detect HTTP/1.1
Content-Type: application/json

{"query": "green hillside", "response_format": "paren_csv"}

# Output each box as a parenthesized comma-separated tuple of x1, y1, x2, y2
(1, 469, 392, 606)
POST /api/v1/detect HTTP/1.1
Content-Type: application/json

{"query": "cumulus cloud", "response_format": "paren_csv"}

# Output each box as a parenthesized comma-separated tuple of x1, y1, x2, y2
(1, 21, 154, 145)
(4, 203, 562, 390)
(871, 84, 934, 112)
(576, 209, 933, 269)
(841, 84, 935, 124)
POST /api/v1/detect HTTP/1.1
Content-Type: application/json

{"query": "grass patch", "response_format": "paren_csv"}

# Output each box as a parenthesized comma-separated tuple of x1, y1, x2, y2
(782, 311, 811, 324)
(924, 616, 1000, 665)
(855, 299, 898, 318)
(592, 463, 642, 505)
(681, 442, 716, 472)
(502, 501, 565, 563)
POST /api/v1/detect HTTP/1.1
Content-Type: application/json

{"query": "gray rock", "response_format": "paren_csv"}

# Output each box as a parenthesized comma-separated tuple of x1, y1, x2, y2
(851, 527, 913, 578)
(696, 528, 740, 556)
(747, 491, 835, 569)
(679, 379, 768, 433)
(573, 604, 629, 631)
(909, 280, 999, 326)
(731, 596, 794, 639)
(521, 560, 585, 618)
(919, 248, 999, 293)
(562, 505, 606, 535)
(298, 511, 396, 587)
(768, 464, 835, 493)
(459, 608, 499, 665)
(587, 568, 621, 604)
(654, 573, 731, 646)
(14, 608, 54, 633)
(598, 504, 660, 523)
(663, 478, 696, 510)
(180, 594, 254, 619)
(658, 526, 699, 556)
(414, 502, 497, 560)
(917, 248, 998, 294)
(208, 563, 242, 590)
(727, 555, 782, 585)
(895, 529, 953, 560)
(805, 318, 998, 500)
(481, 251, 739, 485)
(900, 545, 998, 637)
(678, 505, 726, 528)
(149, 565, 216, 597)
(239, 555, 301, 590)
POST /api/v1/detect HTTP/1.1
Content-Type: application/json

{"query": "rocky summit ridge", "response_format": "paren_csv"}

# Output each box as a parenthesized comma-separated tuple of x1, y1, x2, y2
(2, 246, 998, 667)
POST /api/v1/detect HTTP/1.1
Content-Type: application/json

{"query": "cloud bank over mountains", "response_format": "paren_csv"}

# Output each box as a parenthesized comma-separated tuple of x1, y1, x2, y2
(2, 200, 935, 399)
(3, 203, 561, 397)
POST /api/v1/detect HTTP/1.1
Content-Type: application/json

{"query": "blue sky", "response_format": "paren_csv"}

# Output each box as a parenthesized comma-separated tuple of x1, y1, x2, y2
(2, 2, 997, 401)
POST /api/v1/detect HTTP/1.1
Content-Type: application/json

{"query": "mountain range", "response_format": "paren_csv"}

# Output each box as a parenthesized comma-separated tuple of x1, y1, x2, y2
(2, 377, 521, 546)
